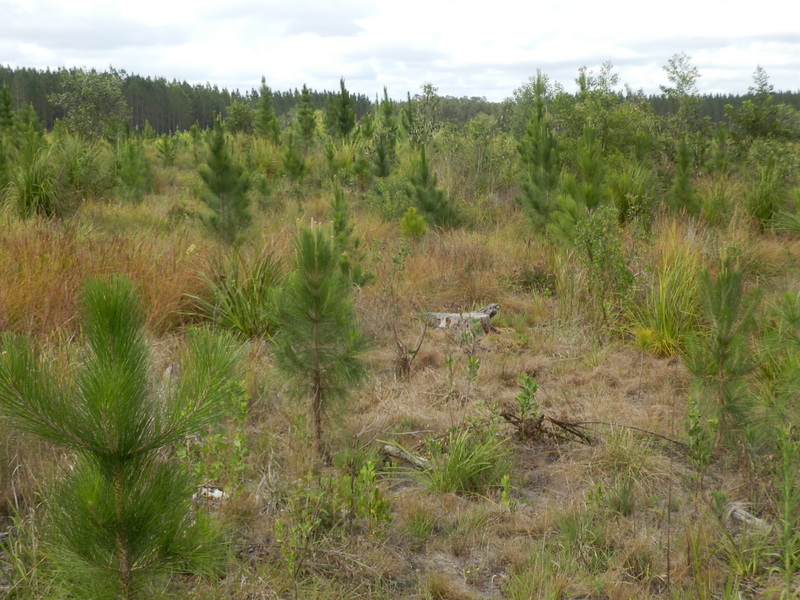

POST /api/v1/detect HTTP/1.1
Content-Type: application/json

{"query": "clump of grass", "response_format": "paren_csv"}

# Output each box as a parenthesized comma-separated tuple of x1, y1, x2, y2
(186, 249, 283, 338)
(410, 427, 511, 496)
(5, 135, 61, 218)
(630, 218, 703, 356)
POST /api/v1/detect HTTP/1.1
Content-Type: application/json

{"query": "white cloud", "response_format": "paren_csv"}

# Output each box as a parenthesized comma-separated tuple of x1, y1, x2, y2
(1, 0, 798, 100)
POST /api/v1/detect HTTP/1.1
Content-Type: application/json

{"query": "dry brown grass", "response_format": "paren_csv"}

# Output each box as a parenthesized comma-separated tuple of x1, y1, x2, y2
(1, 169, 798, 599)
(0, 217, 214, 337)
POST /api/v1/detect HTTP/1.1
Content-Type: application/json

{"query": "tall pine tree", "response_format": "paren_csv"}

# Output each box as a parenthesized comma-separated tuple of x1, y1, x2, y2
(294, 83, 317, 152)
(254, 76, 280, 143)
(517, 70, 560, 228)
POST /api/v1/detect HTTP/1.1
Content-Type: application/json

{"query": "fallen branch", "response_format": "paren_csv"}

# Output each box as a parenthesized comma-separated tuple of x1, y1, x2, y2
(501, 412, 593, 445)
(572, 421, 688, 449)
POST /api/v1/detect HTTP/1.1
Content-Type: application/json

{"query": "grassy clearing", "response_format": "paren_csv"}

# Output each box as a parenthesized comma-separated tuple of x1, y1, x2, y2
(0, 139, 798, 600)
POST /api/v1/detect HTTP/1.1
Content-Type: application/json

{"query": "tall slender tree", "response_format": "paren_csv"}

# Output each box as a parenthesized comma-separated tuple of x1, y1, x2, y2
(254, 76, 280, 143)
(329, 78, 355, 140)
(294, 83, 317, 151)
(518, 70, 560, 227)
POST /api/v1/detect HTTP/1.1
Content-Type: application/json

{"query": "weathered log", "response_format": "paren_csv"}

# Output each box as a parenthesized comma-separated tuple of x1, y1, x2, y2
(722, 501, 771, 533)
(425, 303, 500, 334)
(382, 444, 431, 470)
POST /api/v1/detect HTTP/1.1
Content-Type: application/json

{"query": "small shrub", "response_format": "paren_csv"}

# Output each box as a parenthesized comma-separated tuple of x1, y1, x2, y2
(400, 206, 427, 238)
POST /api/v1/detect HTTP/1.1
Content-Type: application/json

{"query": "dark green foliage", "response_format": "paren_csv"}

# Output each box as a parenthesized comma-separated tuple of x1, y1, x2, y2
(401, 91, 423, 148)
(199, 120, 251, 244)
(272, 227, 368, 462)
(225, 99, 254, 135)
(254, 77, 280, 142)
(570, 125, 606, 210)
(517, 70, 560, 227)
(683, 256, 759, 448)
(0, 83, 13, 133)
(49, 68, 129, 139)
(294, 84, 316, 150)
(0, 134, 8, 193)
(14, 103, 45, 140)
(281, 132, 307, 183)
(668, 135, 698, 214)
(327, 78, 355, 140)
(0, 276, 243, 600)
(331, 186, 373, 286)
(411, 145, 459, 229)
(705, 122, 732, 175)
(115, 139, 153, 203)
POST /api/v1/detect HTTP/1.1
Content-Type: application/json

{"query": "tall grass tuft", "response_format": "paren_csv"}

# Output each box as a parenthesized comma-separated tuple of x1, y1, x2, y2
(413, 427, 511, 496)
(630, 219, 703, 356)
(5, 133, 60, 218)
(187, 249, 283, 338)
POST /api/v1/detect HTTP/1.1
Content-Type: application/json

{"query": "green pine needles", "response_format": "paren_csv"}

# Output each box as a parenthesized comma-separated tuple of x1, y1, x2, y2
(273, 227, 368, 462)
(0, 276, 243, 600)
(199, 120, 251, 244)
(412, 145, 459, 229)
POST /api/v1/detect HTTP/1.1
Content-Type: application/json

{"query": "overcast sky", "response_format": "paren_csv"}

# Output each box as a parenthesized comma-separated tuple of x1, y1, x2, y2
(2, 0, 798, 101)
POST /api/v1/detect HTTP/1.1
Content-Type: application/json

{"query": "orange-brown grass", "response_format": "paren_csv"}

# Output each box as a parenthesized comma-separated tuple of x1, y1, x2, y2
(0, 217, 214, 338)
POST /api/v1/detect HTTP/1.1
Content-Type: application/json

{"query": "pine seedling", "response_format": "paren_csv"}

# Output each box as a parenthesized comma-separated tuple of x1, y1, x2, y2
(411, 145, 459, 229)
(199, 119, 251, 244)
(683, 255, 759, 448)
(0, 276, 244, 600)
(115, 138, 153, 203)
(272, 227, 368, 462)
(399, 206, 427, 238)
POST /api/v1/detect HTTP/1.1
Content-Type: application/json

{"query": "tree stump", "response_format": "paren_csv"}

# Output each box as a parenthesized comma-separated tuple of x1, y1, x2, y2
(425, 303, 500, 334)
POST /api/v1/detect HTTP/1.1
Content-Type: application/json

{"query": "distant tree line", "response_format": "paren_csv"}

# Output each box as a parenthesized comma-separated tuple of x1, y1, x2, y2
(3, 64, 799, 136)
(0, 66, 372, 133)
